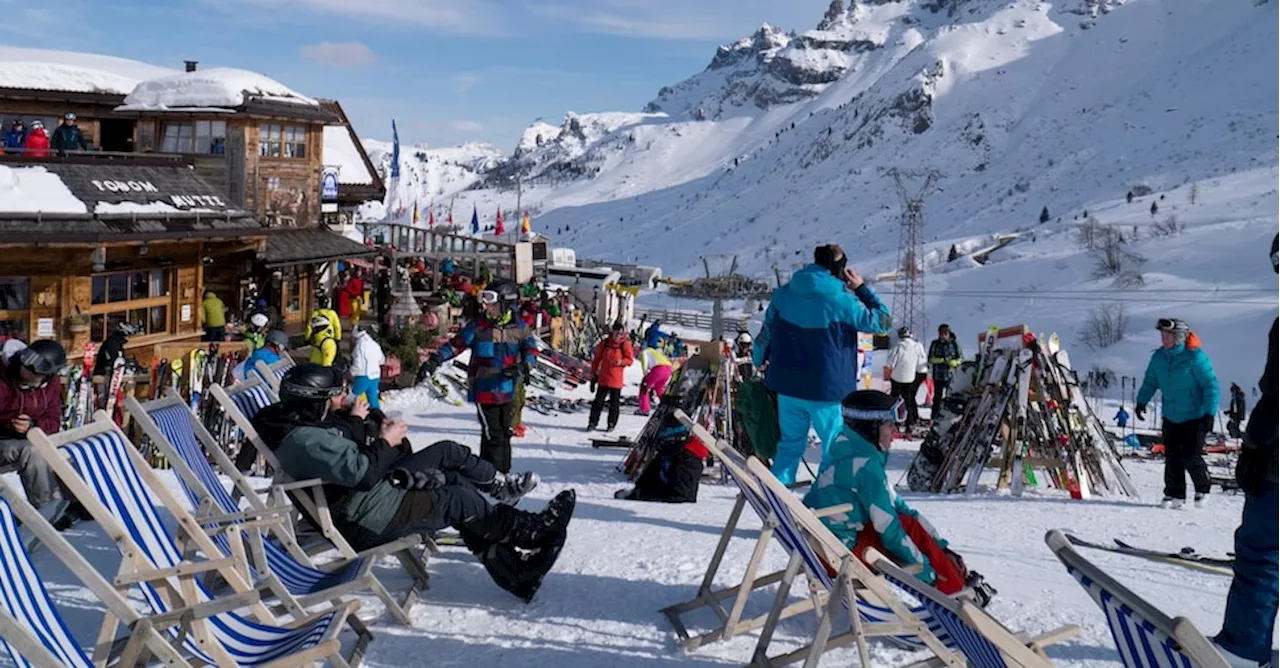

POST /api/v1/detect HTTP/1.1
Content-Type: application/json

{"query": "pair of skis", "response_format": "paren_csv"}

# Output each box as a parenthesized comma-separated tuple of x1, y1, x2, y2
(1062, 533, 1233, 576)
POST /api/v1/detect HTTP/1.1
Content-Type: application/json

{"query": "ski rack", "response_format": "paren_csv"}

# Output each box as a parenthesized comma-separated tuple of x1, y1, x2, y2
(914, 326, 1138, 499)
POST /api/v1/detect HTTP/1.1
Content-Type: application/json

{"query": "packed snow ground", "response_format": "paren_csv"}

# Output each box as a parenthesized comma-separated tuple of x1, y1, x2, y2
(4, 373, 1263, 667)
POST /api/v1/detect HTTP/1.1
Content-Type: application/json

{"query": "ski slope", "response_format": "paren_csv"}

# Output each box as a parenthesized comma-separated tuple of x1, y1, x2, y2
(6, 373, 1262, 667)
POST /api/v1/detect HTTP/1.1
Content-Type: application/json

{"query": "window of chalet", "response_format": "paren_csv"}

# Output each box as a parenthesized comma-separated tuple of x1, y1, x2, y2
(0, 277, 29, 340)
(258, 124, 306, 159)
(89, 269, 172, 342)
(160, 121, 226, 154)
(284, 276, 302, 314)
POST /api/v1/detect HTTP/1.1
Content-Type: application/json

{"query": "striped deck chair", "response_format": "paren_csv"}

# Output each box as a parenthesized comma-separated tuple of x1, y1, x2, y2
(0, 478, 203, 667)
(129, 393, 427, 626)
(209, 380, 435, 590)
(743, 456, 956, 668)
(1044, 530, 1228, 668)
(869, 549, 1078, 668)
(254, 357, 296, 392)
(26, 419, 367, 667)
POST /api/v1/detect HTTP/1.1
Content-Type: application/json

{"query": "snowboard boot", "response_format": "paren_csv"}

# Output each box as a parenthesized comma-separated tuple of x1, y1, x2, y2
(486, 471, 541, 506)
(482, 489, 576, 549)
(962, 571, 997, 608)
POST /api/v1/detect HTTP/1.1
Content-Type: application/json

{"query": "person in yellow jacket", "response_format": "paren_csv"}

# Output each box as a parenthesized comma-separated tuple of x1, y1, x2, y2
(309, 314, 339, 367)
(202, 290, 226, 342)
(305, 295, 342, 342)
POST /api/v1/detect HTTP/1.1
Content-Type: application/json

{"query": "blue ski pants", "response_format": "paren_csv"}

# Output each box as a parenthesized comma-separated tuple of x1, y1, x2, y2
(351, 376, 381, 410)
(771, 395, 842, 485)
(1216, 482, 1278, 662)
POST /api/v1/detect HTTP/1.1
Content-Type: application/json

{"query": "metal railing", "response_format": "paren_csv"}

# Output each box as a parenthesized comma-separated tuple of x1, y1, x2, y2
(633, 306, 749, 334)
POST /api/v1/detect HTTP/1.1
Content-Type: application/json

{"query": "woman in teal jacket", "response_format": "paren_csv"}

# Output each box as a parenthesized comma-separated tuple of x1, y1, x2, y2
(1135, 318, 1219, 508)
(803, 390, 992, 604)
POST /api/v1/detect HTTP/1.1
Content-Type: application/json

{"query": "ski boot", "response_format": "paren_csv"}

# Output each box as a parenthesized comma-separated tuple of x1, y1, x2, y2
(487, 471, 540, 506)
(465, 490, 577, 602)
(962, 571, 997, 608)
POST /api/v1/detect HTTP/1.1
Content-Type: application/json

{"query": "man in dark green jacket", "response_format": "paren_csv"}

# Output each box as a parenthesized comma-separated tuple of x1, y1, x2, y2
(254, 363, 576, 602)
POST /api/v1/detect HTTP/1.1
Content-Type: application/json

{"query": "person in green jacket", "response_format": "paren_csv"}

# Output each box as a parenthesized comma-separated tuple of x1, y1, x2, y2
(202, 290, 226, 342)
(803, 390, 994, 605)
(253, 363, 576, 602)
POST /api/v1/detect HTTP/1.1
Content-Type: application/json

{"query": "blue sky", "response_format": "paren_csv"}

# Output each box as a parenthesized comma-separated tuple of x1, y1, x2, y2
(1, 0, 831, 150)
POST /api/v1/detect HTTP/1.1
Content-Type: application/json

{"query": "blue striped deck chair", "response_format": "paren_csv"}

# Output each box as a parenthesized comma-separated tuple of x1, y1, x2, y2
(660, 411, 831, 651)
(743, 456, 956, 668)
(1044, 530, 1228, 668)
(0, 478, 199, 667)
(869, 548, 1078, 668)
(128, 393, 427, 627)
(26, 418, 367, 668)
(208, 380, 436, 591)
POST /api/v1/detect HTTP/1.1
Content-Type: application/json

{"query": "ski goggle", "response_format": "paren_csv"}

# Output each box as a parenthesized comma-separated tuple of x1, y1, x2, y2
(842, 397, 908, 425)
(1155, 318, 1187, 332)
(477, 290, 500, 305)
(16, 348, 62, 377)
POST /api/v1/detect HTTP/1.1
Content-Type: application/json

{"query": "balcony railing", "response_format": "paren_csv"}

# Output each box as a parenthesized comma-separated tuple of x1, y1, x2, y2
(0, 149, 193, 167)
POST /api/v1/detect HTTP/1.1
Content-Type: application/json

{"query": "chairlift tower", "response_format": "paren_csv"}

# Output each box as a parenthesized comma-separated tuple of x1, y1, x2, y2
(886, 167, 940, 339)
(669, 254, 772, 341)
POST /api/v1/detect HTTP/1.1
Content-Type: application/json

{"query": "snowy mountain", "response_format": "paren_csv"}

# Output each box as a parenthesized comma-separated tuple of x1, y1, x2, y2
(371, 0, 1277, 388)
(360, 139, 504, 220)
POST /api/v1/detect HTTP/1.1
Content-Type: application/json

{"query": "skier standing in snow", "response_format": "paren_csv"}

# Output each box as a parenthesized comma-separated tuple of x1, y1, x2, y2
(928, 324, 963, 418)
(308, 314, 340, 368)
(588, 322, 634, 431)
(803, 390, 993, 605)
(1213, 234, 1278, 667)
(254, 363, 569, 602)
(886, 327, 927, 432)
(417, 281, 537, 473)
(349, 326, 385, 409)
(1135, 318, 1218, 508)
(1226, 382, 1246, 439)
(636, 340, 672, 416)
(753, 244, 892, 484)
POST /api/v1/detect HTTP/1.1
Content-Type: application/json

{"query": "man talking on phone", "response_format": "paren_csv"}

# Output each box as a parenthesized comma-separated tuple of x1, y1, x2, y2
(753, 244, 892, 484)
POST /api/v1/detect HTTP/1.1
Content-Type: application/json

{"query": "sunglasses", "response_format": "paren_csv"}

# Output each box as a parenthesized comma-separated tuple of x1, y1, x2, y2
(477, 290, 499, 305)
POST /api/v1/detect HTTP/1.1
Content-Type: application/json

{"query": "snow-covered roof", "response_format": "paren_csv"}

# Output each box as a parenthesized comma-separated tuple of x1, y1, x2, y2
(119, 67, 319, 111)
(0, 164, 87, 214)
(0, 45, 176, 95)
(323, 125, 375, 185)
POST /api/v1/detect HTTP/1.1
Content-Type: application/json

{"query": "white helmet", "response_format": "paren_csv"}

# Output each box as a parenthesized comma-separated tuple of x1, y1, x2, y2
(736, 331, 752, 345)
(250, 313, 269, 328)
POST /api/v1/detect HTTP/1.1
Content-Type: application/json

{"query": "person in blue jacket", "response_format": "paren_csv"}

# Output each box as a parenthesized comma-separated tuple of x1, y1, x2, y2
(3, 119, 26, 154)
(246, 330, 289, 384)
(1113, 406, 1129, 429)
(752, 244, 892, 484)
(1135, 318, 1219, 508)
(643, 319, 671, 350)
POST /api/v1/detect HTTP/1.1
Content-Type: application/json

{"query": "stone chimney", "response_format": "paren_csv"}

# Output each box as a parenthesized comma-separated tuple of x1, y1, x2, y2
(184, 60, 198, 72)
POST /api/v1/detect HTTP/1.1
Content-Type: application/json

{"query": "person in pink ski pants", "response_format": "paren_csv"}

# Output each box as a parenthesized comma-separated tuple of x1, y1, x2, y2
(638, 346, 674, 415)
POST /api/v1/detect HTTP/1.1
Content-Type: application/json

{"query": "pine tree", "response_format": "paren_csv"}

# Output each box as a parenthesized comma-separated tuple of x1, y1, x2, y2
(1039, 206, 1050, 224)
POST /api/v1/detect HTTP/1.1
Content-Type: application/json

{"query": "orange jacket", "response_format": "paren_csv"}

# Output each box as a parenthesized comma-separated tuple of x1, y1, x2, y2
(591, 336, 633, 389)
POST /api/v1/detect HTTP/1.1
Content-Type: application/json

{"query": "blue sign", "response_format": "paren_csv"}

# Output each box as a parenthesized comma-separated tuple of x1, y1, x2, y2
(321, 167, 339, 202)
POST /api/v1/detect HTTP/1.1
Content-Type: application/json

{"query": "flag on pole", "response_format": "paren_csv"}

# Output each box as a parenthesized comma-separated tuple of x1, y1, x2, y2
(447, 209, 453, 226)
(520, 211, 531, 235)
(383, 119, 401, 221)
(428, 207, 435, 228)
(470, 205, 479, 235)
(411, 199, 419, 226)
(494, 209, 505, 236)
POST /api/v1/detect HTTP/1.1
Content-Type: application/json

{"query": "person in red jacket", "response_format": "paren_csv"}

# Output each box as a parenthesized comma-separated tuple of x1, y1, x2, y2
(0, 340, 66, 512)
(22, 120, 49, 158)
(588, 322, 634, 432)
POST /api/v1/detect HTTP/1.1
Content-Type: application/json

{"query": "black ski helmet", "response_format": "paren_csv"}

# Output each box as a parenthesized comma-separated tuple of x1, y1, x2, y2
(841, 390, 905, 448)
(16, 339, 67, 376)
(279, 363, 345, 421)
(489, 279, 520, 305)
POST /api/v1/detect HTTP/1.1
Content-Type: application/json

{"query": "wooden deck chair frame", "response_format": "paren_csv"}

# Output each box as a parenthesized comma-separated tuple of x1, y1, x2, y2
(254, 357, 295, 392)
(26, 417, 366, 668)
(207, 380, 435, 602)
(867, 548, 1078, 668)
(661, 410, 832, 651)
(127, 392, 423, 626)
(1044, 530, 1227, 668)
(0, 477, 206, 668)
(743, 456, 957, 668)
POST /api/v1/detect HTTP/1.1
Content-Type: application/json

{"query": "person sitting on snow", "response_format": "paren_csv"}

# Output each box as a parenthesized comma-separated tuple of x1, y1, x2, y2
(253, 363, 566, 602)
(803, 389, 995, 606)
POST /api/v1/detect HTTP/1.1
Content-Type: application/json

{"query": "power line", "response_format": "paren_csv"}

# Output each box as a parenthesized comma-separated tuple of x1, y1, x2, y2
(874, 291, 1273, 305)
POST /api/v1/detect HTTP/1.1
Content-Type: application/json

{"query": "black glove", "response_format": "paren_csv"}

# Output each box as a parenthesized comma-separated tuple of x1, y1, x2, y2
(415, 358, 441, 384)
(1201, 414, 1215, 434)
(387, 467, 446, 490)
(1134, 405, 1146, 421)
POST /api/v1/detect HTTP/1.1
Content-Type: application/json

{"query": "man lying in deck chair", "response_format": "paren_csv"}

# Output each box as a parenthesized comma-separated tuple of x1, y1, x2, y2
(254, 362, 577, 602)
(804, 390, 997, 606)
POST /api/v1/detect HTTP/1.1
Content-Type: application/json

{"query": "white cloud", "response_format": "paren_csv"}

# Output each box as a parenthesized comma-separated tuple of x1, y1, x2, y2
(452, 120, 484, 132)
(299, 41, 378, 68)
(529, 0, 830, 40)
(223, 0, 504, 35)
